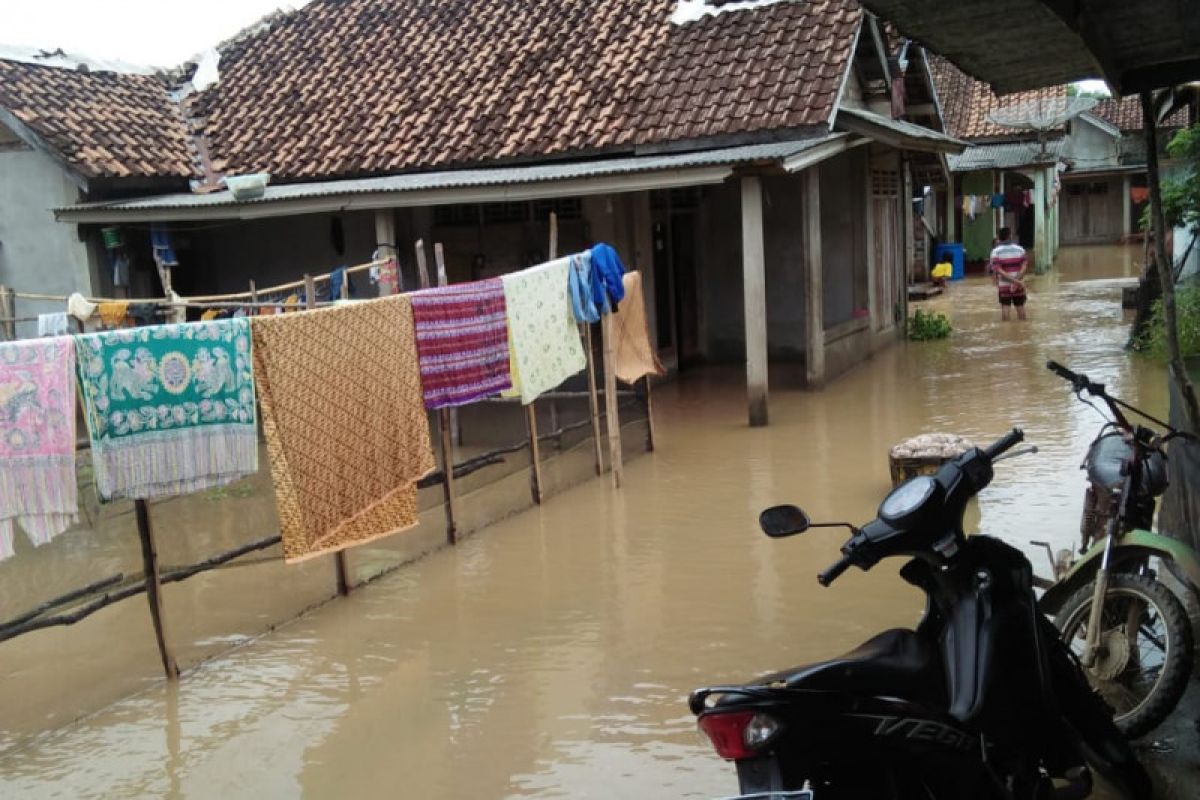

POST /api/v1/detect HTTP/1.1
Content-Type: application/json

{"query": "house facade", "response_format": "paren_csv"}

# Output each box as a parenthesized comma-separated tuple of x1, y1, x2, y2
(2, 0, 964, 426)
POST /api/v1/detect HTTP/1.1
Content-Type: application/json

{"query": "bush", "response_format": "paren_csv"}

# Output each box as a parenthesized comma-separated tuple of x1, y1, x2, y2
(907, 309, 952, 341)
(1135, 283, 1200, 360)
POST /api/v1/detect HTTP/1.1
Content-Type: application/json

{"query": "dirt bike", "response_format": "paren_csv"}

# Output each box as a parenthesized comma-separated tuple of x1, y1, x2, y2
(1036, 360, 1199, 738)
(689, 429, 1152, 798)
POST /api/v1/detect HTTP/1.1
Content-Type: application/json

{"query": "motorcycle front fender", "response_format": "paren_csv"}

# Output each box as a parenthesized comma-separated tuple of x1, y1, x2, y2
(1038, 529, 1200, 615)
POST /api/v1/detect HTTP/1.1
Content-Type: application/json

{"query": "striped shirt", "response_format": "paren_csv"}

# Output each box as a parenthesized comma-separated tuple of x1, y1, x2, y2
(990, 242, 1027, 296)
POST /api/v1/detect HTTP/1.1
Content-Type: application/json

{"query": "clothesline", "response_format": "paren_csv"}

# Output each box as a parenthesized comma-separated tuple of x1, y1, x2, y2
(4, 257, 389, 306)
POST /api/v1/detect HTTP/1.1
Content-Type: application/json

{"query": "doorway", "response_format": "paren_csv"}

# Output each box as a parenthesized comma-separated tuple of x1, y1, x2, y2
(651, 189, 701, 369)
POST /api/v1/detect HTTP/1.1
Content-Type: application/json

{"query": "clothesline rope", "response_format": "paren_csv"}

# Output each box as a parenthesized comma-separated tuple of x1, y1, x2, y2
(4, 258, 389, 306)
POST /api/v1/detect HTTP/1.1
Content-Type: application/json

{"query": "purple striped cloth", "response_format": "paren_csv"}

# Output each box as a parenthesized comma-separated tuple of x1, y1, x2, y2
(410, 279, 512, 409)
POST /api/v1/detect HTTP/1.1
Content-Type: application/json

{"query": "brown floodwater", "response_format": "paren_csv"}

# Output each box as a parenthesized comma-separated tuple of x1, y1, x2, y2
(0, 245, 1165, 798)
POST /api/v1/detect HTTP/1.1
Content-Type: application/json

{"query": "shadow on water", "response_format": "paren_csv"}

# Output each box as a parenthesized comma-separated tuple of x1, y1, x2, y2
(0, 245, 1166, 798)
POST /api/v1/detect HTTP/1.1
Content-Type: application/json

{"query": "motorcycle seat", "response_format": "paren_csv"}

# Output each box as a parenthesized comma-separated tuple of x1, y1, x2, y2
(753, 628, 946, 704)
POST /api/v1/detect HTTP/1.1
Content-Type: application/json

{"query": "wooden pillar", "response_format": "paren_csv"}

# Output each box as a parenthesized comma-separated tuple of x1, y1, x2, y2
(375, 210, 398, 294)
(135, 499, 179, 679)
(1122, 174, 1133, 238)
(584, 323, 604, 474)
(802, 169, 825, 388)
(741, 174, 768, 427)
(307, 274, 351, 594)
(601, 314, 623, 487)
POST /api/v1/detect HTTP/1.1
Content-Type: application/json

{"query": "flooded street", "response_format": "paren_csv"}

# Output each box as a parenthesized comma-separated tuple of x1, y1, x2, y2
(0, 245, 1166, 798)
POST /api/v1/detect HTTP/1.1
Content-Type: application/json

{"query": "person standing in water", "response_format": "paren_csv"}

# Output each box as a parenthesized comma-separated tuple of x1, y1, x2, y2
(990, 227, 1028, 321)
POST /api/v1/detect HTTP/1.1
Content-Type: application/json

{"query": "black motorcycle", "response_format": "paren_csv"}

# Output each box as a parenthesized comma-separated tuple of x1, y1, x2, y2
(689, 429, 1152, 799)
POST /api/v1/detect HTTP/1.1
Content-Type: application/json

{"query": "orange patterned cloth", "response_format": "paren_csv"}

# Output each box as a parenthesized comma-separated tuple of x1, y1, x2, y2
(251, 296, 435, 563)
(611, 272, 665, 384)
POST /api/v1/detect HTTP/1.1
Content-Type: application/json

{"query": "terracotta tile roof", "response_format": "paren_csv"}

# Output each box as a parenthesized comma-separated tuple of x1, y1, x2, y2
(927, 53, 1066, 141)
(1091, 96, 1189, 132)
(0, 59, 196, 180)
(196, 0, 862, 181)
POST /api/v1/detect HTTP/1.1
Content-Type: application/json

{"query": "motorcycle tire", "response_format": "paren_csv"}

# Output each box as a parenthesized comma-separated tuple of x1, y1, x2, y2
(1054, 572, 1193, 739)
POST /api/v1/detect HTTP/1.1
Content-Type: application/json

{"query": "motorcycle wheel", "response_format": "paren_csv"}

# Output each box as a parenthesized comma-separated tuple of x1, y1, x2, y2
(1055, 572, 1193, 739)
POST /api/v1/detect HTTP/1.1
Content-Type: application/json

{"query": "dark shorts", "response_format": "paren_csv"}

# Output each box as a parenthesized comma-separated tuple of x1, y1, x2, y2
(999, 293, 1027, 307)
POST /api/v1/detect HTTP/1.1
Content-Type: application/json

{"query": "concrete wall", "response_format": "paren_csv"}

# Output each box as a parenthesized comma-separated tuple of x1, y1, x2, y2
(0, 140, 95, 338)
(820, 149, 869, 328)
(1062, 117, 1121, 173)
(960, 170, 995, 262)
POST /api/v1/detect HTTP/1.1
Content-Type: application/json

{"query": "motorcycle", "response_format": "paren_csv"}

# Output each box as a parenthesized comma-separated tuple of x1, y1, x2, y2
(689, 429, 1152, 799)
(1036, 360, 1199, 738)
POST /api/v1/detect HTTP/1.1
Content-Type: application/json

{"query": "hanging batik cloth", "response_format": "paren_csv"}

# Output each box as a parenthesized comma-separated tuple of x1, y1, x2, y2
(502, 258, 587, 405)
(611, 272, 666, 385)
(251, 296, 435, 563)
(0, 338, 78, 560)
(410, 279, 512, 409)
(74, 320, 259, 501)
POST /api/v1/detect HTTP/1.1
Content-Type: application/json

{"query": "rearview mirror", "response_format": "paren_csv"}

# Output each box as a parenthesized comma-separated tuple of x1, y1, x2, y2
(759, 505, 811, 538)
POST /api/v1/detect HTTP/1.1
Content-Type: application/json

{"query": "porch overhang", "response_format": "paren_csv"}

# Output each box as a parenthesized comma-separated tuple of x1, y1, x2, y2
(833, 107, 969, 154)
(55, 137, 854, 224)
(857, 0, 1200, 96)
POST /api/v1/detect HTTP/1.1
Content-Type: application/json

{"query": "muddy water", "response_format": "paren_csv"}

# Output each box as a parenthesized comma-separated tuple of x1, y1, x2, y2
(0, 245, 1165, 798)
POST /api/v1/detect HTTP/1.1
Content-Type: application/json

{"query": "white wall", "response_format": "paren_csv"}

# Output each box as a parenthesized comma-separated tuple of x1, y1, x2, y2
(0, 140, 94, 338)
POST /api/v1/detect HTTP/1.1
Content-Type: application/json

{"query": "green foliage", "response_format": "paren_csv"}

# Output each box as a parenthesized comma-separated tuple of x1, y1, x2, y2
(1066, 84, 1111, 99)
(1141, 123, 1200, 234)
(907, 309, 952, 341)
(1135, 283, 1200, 361)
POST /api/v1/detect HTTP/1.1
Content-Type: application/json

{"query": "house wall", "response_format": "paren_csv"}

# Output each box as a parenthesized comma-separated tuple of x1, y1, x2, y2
(1060, 175, 1124, 245)
(0, 138, 95, 338)
(695, 173, 812, 365)
(1062, 118, 1121, 173)
(960, 170, 995, 262)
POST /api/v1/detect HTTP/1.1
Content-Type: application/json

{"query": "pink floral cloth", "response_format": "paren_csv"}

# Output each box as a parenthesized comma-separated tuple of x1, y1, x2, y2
(0, 338, 78, 560)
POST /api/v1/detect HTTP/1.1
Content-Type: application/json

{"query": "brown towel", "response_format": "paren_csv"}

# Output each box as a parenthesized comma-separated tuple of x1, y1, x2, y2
(251, 295, 435, 563)
(612, 272, 665, 384)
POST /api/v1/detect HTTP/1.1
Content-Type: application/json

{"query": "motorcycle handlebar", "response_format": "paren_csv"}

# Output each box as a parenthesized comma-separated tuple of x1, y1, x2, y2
(983, 427, 1025, 461)
(1046, 360, 1104, 395)
(818, 554, 853, 587)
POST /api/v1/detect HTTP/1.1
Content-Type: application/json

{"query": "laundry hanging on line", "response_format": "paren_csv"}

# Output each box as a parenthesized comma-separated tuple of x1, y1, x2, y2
(251, 295, 435, 563)
(502, 257, 587, 405)
(410, 278, 512, 409)
(37, 313, 68, 338)
(0, 338, 78, 561)
(74, 319, 259, 502)
(611, 272, 666, 385)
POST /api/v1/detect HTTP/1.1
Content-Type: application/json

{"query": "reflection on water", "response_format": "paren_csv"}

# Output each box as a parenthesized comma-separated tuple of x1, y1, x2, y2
(0, 246, 1164, 798)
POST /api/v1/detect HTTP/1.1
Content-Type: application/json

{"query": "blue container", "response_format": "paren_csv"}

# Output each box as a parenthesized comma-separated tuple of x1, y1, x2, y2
(933, 243, 965, 281)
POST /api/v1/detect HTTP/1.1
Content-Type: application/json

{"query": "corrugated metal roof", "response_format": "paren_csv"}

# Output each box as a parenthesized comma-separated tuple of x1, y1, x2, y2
(837, 106, 968, 151)
(56, 137, 844, 222)
(947, 139, 1063, 172)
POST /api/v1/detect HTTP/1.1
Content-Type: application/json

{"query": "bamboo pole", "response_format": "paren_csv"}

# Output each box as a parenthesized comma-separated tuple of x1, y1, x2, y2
(414, 239, 431, 289)
(524, 214, 563, 505)
(134, 499, 179, 679)
(583, 323, 604, 474)
(0, 285, 15, 340)
(306, 273, 351, 595)
(434, 244, 462, 447)
(426, 244, 458, 545)
(601, 313, 623, 488)
(644, 375, 657, 452)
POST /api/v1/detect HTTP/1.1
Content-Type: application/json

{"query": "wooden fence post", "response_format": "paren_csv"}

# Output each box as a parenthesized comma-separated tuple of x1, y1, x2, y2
(306, 274, 351, 595)
(644, 375, 656, 452)
(0, 285, 15, 341)
(601, 313, 623, 488)
(428, 244, 458, 545)
(584, 324, 604, 474)
(134, 499, 179, 679)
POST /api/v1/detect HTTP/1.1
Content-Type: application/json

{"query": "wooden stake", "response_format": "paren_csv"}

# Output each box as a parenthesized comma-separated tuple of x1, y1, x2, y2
(583, 323, 603, 474)
(307, 274, 351, 595)
(526, 404, 543, 504)
(426, 246, 459, 544)
(0, 286, 15, 341)
(414, 239, 431, 289)
(644, 375, 656, 452)
(134, 499, 179, 679)
(601, 312, 623, 489)
(248, 280, 258, 304)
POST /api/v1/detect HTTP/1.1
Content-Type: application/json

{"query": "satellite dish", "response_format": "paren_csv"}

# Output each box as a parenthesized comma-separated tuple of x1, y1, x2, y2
(987, 96, 1099, 157)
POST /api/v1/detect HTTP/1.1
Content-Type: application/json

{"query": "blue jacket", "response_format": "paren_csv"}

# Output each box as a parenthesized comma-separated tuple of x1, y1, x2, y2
(590, 243, 626, 311)
(567, 252, 600, 323)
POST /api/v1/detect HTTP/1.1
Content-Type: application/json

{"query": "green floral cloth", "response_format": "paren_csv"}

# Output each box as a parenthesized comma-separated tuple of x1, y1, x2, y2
(74, 320, 259, 501)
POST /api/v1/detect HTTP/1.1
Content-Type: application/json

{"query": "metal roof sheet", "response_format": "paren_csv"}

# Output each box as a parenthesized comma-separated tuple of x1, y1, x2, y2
(947, 139, 1063, 172)
(56, 137, 845, 222)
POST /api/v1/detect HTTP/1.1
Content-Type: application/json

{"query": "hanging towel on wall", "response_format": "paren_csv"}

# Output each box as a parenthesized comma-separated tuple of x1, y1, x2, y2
(590, 243, 627, 312)
(567, 252, 600, 324)
(74, 319, 259, 501)
(251, 296, 435, 563)
(149, 225, 179, 267)
(0, 338, 78, 561)
(502, 258, 587, 405)
(1130, 187, 1150, 205)
(611, 272, 666, 385)
(410, 279, 512, 409)
(37, 313, 69, 337)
